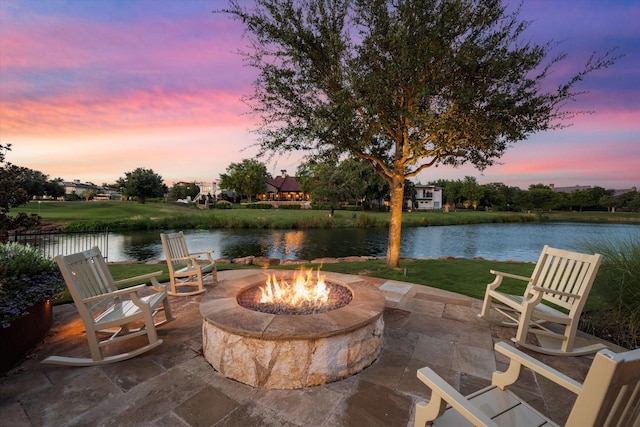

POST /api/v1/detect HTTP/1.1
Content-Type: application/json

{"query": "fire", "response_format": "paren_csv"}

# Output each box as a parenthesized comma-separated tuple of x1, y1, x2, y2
(260, 267, 329, 309)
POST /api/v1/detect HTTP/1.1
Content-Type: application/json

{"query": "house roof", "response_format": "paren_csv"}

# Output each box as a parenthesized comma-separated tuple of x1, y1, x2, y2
(414, 183, 443, 190)
(266, 175, 302, 192)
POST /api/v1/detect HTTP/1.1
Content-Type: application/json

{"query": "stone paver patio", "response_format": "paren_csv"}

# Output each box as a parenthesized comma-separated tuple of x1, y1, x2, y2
(0, 269, 620, 427)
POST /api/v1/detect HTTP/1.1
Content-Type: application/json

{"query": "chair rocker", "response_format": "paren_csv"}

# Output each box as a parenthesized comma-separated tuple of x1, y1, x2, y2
(42, 247, 175, 366)
(415, 341, 640, 427)
(160, 231, 217, 296)
(478, 245, 605, 356)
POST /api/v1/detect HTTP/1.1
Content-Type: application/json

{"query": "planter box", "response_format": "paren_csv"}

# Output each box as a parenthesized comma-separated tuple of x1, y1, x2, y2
(0, 300, 53, 372)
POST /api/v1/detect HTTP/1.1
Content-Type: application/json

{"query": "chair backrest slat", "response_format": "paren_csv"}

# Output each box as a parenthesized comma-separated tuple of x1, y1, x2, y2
(568, 348, 640, 426)
(161, 232, 190, 269)
(56, 247, 118, 317)
(528, 245, 602, 312)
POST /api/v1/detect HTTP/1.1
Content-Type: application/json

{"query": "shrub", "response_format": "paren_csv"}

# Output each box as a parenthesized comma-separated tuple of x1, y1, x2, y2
(278, 204, 301, 210)
(0, 243, 65, 327)
(311, 203, 332, 210)
(246, 203, 273, 209)
(580, 237, 640, 349)
(357, 214, 378, 228)
(215, 200, 233, 209)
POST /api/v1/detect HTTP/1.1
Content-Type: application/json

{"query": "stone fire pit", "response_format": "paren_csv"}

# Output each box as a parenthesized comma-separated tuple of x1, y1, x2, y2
(200, 270, 385, 389)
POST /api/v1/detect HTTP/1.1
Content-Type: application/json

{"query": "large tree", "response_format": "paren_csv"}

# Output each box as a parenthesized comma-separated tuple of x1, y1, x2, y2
(168, 182, 200, 201)
(44, 178, 66, 199)
(219, 159, 269, 202)
(298, 158, 389, 208)
(116, 168, 167, 204)
(527, 183, 558, 211)
(223, 0, 619, 267)
(297, 160, 341, 208)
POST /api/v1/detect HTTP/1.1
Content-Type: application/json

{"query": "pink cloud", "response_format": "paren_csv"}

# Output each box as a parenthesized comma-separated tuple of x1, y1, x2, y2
(479, 138, 639, 188)
(9, 125, 267, 185)
(568, 110, 640, 132)
(1, 87, 254, 136)
(1, 9, 243, 69)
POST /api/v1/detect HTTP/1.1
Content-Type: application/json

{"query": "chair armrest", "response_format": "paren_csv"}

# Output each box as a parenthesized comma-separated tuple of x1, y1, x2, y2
(113, 271, 167, 294)
(486, 270, 532, 293)
(493, 342, 582, 394)
(167, 255, 195, 262)
(82, 284, 148, 303)
(113, 271, 163, 287)
(490, 270, 533, 282)
(171, 254, 213, 265)
(189, 251, 215, 263)
(530, 286, 579, 299)
(416, 367, 497, 427)
(189, 250, 214, 257)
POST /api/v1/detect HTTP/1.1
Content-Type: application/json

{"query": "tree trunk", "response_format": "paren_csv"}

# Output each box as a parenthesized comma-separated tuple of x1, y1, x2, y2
(386, 176, 404, 268)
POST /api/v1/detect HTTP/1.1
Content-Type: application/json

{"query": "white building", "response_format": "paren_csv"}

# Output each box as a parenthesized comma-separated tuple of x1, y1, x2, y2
(413, 184, 443, 210)
(194, 181, 219, 200)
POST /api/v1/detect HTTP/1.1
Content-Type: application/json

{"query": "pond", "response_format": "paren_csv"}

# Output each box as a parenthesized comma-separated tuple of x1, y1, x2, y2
(107, 222, 640, 263)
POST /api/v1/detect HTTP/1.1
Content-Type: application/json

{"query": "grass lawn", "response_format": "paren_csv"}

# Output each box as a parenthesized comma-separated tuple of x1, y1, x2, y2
(17, 200, 640, 231)
(17, 200, 532, 229)
(311, 258, 535, 301)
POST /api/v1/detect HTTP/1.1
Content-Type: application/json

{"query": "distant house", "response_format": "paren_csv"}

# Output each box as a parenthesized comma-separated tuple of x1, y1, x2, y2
(413, 184, 443, 210)
(195, 181, 219, 200)
(171, 181, 218, 203)
(613, 186, 637, 196)
(62, 180, 121, 200)
(260, 170, 309, 202)
(550, 184, 593, 193)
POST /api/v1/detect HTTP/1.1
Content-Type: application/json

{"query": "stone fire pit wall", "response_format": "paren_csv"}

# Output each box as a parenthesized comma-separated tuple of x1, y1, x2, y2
(200, 270, 386, 389)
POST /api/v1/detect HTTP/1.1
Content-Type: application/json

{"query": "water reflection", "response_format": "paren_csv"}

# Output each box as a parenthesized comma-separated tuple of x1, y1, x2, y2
(218, 232, 271, 259)
(104, 222, 640, 263)
(120, 232, 163, 261)
(283, 231, 305, 255)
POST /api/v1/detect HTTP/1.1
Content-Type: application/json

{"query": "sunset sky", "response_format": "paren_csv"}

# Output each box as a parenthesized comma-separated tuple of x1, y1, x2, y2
(1, 0, 638, 190)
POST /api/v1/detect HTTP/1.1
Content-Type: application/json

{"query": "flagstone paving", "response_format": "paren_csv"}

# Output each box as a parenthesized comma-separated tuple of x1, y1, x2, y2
(0, 269, 621, 427)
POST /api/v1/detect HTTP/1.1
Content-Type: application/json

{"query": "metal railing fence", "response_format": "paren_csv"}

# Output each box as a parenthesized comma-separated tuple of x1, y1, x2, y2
(8, 228, 109, 260)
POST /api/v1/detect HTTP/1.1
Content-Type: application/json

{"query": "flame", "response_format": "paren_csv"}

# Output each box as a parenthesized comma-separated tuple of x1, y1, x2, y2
(260, 267, 329, 308)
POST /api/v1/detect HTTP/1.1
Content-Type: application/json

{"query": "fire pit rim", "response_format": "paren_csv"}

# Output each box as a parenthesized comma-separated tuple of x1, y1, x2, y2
(199, 270, 385, 340)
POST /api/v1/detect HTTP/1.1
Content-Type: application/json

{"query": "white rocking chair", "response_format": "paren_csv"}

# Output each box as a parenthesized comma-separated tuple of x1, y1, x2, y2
(160, 231, 217, 296)
(478, 245, 605, 356)
(415, 341, 640, 427)
(42, 247, 175, 366)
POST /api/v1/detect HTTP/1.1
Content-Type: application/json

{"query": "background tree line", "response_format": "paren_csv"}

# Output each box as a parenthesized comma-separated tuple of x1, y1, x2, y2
(429, 177, 639, 213)
(0, 147, 170, 206)
(214, 157, 639, 214)
(4, 143, 637, 214)
(294, 158, 639, 213)
(0, 145, 66, 203)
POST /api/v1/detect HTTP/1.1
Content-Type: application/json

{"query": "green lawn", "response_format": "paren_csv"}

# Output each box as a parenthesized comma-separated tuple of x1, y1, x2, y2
(286, 258, 537, 301)
(17, 200, 640, 231)
(24, 201, 196, 224)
